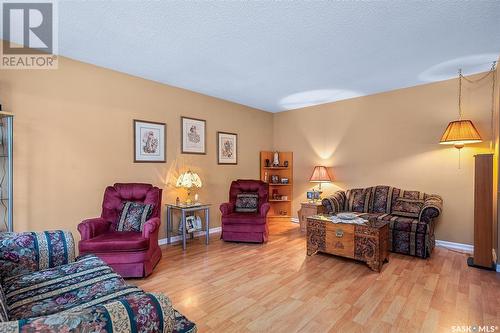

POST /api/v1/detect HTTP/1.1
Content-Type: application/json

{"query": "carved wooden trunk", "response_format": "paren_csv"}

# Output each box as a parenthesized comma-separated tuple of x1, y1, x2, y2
(306, 216, 389, 272)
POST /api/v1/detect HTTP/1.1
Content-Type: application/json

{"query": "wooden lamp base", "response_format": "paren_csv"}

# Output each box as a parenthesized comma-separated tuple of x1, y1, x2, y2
(466, 256, 495, 271)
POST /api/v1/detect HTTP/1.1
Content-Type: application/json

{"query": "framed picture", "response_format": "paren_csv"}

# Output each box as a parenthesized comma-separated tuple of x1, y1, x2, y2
(307, 191, 314, 200)
(185, 216, 196, 233)
(181, 116, 206, 154)
(181, 215, 202, 234)
(133, 120, 166, 163)
(217, 131, 237, 165)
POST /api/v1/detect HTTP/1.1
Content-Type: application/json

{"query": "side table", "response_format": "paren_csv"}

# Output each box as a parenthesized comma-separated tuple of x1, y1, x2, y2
(165, 203, 210, 250)
(297, 201, 324, 232)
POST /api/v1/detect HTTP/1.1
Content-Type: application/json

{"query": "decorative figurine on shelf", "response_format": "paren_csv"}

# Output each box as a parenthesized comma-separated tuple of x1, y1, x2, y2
(265, 159, 270, 167)
(264, 171, 269, 183)
(284, 161, 289, 167)
(194, 216, 202, 230)
(273, 151, 280, 167)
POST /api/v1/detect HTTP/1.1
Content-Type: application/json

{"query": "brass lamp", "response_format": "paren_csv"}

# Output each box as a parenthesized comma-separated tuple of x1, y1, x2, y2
(309, 166, 332, 200)
(176, 170, 202, 204)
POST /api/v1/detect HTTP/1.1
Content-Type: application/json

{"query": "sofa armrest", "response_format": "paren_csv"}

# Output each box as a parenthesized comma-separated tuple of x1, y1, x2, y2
(0, 292, 176, 333)
(260, 202, 271, 217)
(220, 202, 235, 216)
(142, 217, 161, 238)
(321, 191, 347, 214)
(419, 195, 443, 223)
(0, 231, 75, 282)
(77, 217, 111, 241)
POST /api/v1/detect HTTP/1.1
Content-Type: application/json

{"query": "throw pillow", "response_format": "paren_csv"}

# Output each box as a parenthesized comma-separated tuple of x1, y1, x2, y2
(0, 284, 8, 322)
(116, 202, 153, 232)
(392, 197, 424, 218)
(235, 193, 259, 213)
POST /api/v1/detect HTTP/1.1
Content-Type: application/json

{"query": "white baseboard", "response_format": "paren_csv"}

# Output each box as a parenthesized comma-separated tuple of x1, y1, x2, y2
(158, 227, 221, 245)
(435, 239, 474, 253)
(291, 218, 299, 224)
(436, 239, 500, 272)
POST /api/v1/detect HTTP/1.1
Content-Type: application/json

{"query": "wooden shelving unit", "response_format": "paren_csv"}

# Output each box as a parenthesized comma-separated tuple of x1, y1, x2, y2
(260, 151, 293, 223)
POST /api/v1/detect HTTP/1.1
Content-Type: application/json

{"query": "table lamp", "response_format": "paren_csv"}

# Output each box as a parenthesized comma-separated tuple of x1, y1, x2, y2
(176, 170, 202, 204)
(309, 166, 332, 200)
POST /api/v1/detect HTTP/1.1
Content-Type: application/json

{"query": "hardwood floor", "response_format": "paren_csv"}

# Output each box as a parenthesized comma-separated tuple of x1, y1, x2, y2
(133, 222, 500, 333)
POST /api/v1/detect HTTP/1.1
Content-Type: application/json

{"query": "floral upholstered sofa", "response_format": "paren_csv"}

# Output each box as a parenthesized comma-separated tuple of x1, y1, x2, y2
(322, 185, 443, 258)
(0, 230, 197, 333)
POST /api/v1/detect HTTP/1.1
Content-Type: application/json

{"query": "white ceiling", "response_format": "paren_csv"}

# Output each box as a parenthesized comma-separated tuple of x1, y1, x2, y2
(28, 2, 500, 111)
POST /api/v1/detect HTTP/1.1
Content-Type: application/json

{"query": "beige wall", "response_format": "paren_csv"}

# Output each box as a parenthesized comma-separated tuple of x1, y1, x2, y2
(0, 56, 273, 239)
(496, 56, 500, 262)
(273, 74, 495, 245)
(1, 53, 497, 247)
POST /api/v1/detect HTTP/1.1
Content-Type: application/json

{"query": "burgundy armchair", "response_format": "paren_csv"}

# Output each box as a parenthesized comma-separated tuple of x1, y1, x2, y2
(78, 183, 162, 278)
(220, 179, 270, 243)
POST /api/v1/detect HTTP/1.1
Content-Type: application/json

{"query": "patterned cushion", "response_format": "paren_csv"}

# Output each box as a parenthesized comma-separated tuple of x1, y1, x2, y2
(345, 187, 372, 213)
(353, 212, 432, 258)
(400, 190, 425, 200)
(116, 201, 153, 232)
(392, 197, 425, 218)
(3, 254, 142, 320)
(0, 231, 75, 283)
(6, 293, 175, 333)
(369, 186, 401, 213)
(235, 193, 259, 213)
(322, 191, 347, 214)
(0, 284, 8, 322)
(376, 214, 428, 234)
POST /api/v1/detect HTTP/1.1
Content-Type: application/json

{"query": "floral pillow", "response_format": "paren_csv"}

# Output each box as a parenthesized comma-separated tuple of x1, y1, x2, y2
(0, 231, 75, 283)
(392, 197, 424, 218)
(116, 202, 154, 232)
(235, 193, 259, 213)
(0, 284, 8, 322)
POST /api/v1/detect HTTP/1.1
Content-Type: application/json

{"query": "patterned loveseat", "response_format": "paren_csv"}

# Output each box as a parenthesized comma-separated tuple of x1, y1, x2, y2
(322, 186, 443, 258)
(0, 230, 197, 333)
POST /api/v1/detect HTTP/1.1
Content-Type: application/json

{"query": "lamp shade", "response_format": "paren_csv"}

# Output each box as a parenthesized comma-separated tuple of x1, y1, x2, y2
(309, 166, 332, 183)
(439, 120, 482, 146)
(176, 170, 202, 189)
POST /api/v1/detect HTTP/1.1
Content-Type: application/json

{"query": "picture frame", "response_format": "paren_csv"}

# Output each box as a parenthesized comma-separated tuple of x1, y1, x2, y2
(185, 216, 196, 233)
(307, 191, 314, 200)
(181, 116, 206, 154)
(280, 177, 289, 184)
(217, 131, 238, 165)
(182, 215, 202, 234)
(133, 119, 166, 163)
